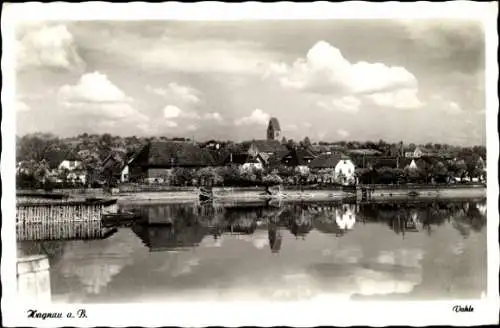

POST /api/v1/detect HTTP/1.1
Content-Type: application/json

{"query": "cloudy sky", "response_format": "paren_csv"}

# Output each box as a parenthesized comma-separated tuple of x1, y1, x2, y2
(15, 19, 486, 145)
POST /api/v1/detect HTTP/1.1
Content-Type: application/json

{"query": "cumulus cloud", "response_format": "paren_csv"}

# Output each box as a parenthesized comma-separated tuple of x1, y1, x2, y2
(431, 95, 464, 115)
(265, 41, 422, 109)
(337, 129, 350, 138)
(146, 82, 201, 103)
(203, 112, 223, 122)
(165, 120, 178, 128)
(234, 109, 270, 126)
(59, 72, 131, 103)
(317, 96, 361, 113)
(162, 105, 223, 130)
(187, 124, 198, 131)
(163, 105, 183, 119)
(16, 100, 30, 112)
(17, 24, 85, 71)
(365, 88, 423, 109)
(58, 72, 147, 122)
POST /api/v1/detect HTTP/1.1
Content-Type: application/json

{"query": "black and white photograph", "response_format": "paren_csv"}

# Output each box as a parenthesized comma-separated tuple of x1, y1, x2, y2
(1, 2, 499, 327)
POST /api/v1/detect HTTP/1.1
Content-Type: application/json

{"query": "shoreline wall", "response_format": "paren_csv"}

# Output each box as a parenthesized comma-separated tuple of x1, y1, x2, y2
(18, 183, 487, 204)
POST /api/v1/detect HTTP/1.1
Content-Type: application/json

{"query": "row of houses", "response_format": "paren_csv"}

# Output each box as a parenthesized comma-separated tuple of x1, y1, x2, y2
(16, 118, 486, 186)
(18, 140, 485, 187)
(109, 139, 355, 185)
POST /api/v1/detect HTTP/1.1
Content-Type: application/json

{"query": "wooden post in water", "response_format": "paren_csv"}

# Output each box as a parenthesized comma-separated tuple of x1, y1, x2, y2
(17, 255, 51, 303)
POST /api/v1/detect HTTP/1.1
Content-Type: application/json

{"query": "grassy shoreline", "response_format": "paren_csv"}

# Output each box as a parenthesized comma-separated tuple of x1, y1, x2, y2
(17, 184, 487, 204)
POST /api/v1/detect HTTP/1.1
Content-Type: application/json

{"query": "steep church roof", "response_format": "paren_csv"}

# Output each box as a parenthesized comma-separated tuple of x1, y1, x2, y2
(268, 117, 281, 131)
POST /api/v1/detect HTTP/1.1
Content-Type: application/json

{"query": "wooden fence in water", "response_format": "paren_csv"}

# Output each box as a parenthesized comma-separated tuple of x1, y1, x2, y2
(16, 220, 117, 241)
(16, 200, 118, 224)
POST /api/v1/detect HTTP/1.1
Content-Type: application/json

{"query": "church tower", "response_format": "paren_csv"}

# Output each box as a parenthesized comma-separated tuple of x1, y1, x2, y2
(267, 117, 281, 140)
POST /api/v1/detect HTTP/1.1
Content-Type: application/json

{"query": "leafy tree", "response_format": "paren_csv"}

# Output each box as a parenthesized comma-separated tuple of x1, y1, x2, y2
(100, 133, 113, 146)
(287, 139, 297, 150)
(432, 161, 449, 183)
(173, 168, 194, 186)
(303, 136, 312, 148)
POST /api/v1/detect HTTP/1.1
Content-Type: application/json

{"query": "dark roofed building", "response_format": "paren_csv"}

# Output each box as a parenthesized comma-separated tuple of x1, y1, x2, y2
(370, 157, 400, 169)
(128, 141, 216, 182)
(101, 152, 126, 184)
(351, 155, 402, 169)
(282, 148, 316, 167)
(224, 153, 252, 165)
(267, 117, 281, 140)
(247, 139, 288, 157)
(308, 152, 350, 169)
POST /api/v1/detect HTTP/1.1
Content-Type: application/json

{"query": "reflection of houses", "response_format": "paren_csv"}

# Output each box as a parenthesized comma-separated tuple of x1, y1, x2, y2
(132, 224, 207, 252)
(308, 153, 356, 185)
(286, 211, 313, 239)
(313, 215, 345, 237)
(139, 204, 199, 226)
(225, 217, 258, 234)
(268, 224, 282, 253)
(128, 141, 216, 183)
(390, 211, 421, 237)
(335, 204, 356, 230)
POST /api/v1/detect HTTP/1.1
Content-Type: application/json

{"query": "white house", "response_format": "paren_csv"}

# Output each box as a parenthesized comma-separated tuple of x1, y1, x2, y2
(405, 147, 423, 159)
(309, 152, 356, 185)
(408, 159, 418, 170)
(66, 171, 87, 184)
(58, 157, 82, 171)
(225, 153, 264, 173)
(240, 158, 264, 172)
(121, 165, 130, 183)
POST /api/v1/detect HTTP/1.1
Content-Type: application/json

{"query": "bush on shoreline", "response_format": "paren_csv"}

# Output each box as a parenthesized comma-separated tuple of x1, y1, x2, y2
(17, 159, 486, 190)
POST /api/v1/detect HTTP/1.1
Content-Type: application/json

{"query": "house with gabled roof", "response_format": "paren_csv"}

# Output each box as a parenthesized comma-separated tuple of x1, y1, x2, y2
(58, 152, 83, 171)
(308, 152, 356, 185)
(281, 148, 316, 175)
(224, 153, 264, 172)
(247, 139, 288, 157)
(101, 152, 126, 184)
(128, 141, 216, 183)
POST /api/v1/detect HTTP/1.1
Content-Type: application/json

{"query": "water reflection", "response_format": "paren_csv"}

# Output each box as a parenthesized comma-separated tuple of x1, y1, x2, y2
(17, 199, 487, 302)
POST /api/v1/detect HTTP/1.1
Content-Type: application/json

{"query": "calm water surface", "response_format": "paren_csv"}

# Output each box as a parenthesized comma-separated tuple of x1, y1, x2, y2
(18, 199, 487, 303)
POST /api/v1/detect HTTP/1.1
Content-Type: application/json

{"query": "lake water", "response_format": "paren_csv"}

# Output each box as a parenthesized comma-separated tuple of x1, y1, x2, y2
(17, 199, 487, 303)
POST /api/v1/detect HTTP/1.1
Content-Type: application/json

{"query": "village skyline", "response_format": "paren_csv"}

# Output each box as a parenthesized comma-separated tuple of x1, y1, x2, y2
(16, 19, 486, 146)
(14, 130, 487, 148)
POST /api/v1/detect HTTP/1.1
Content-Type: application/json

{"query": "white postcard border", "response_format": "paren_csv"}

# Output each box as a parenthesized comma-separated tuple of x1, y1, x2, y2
(1, 2, 499, 326)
